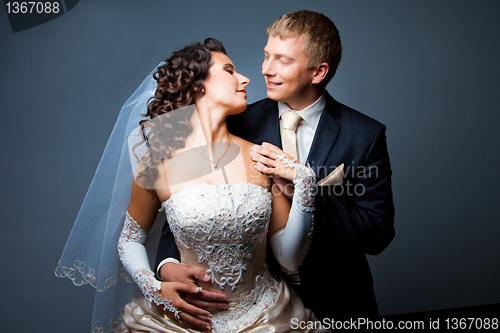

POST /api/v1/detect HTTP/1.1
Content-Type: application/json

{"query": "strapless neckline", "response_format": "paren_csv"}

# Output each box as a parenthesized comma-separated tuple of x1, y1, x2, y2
(162, 182, 271, 206)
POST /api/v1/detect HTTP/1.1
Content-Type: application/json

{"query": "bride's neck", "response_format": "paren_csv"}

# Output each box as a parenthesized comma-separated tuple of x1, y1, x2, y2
(188, 104, 230, 145)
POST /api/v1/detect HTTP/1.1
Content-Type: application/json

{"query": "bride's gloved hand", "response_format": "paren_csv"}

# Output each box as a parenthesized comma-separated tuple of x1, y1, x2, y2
(158, 281, 214, 329)
(251, 142, 298, 179)
(250, 142, 305, 200)
(118, 212, 213, 329)
(159, 262, 228, 311)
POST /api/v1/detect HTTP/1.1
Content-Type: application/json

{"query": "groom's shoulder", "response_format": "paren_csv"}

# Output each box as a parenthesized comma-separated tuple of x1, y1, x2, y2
(327, 94, 385, 130)
(227, 98, 276, 135)
(229, 98, 276, 126)
(246, 98, 277, 114)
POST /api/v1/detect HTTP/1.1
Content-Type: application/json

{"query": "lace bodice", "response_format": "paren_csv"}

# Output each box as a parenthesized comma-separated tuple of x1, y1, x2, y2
(162, 183, 280, 330)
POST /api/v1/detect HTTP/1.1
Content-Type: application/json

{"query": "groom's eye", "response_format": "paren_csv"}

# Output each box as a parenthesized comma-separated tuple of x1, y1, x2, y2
(278, 57, 291, 65)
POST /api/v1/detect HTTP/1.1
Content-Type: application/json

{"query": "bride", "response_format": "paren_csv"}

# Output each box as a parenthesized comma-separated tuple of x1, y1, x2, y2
(57, 38, 323, 332)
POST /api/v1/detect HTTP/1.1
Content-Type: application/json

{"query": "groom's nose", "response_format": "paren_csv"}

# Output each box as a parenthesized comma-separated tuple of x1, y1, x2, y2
(262, 58, 276, 76)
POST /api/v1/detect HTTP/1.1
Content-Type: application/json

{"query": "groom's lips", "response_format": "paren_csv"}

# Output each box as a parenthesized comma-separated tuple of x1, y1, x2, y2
(266, 80, 282, 88)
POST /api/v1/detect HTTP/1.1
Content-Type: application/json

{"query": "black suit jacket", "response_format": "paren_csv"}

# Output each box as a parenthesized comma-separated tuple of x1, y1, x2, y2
(156, 92, 395, 319)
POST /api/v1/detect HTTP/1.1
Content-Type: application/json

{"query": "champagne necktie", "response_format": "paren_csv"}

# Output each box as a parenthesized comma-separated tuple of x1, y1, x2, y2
(281, 110, 303, 161)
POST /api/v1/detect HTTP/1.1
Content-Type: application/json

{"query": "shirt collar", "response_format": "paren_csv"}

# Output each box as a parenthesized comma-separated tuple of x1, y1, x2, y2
(278, 93, 325, 130)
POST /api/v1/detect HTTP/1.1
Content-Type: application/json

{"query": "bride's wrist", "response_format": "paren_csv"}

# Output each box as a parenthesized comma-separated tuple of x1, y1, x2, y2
(292, 164, 316, 211)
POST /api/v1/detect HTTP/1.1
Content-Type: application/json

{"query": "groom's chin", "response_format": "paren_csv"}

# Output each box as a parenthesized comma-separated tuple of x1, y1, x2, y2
(266, 89, 281, 102)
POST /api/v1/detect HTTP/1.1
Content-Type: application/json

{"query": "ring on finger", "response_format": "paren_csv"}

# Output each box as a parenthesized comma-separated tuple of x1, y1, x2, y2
(177, 311, 183, 323)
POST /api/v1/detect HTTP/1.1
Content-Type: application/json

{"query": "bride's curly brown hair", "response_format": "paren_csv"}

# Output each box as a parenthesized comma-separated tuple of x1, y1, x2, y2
(146, 38, 226, 119)
(135, 38, 227, 189)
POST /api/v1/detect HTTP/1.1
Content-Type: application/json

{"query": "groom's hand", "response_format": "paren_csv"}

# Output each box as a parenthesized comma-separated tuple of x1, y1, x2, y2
(160, 262, 228, 311)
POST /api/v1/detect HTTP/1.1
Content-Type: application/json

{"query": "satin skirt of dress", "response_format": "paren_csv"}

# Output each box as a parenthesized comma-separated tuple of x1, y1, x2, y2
(115, 276, 327, 333)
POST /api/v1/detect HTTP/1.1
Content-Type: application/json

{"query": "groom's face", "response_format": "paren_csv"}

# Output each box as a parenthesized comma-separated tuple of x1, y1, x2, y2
(262, 35, 316, 110)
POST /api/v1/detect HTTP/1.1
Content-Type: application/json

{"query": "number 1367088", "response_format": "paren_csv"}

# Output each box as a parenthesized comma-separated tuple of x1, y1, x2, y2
(5, 2, 60, 14)
(445, 318, 498, 330)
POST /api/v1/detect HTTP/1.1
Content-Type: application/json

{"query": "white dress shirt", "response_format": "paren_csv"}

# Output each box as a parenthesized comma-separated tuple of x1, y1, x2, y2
(278, 94, 325, 164)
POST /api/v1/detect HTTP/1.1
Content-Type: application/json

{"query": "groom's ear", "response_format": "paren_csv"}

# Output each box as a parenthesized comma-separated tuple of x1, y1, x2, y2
(312, 62, 329, 85)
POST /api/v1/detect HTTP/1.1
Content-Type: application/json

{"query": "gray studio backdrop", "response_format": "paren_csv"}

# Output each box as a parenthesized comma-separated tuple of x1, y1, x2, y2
(1, 0, 499, 332)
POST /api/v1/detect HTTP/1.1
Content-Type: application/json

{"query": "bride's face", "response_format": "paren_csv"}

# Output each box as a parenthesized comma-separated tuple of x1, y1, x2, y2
(202, 52, 250, 114)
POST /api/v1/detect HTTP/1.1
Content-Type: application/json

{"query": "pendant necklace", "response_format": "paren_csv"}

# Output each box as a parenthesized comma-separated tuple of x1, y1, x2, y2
(185, 133, 231, 168)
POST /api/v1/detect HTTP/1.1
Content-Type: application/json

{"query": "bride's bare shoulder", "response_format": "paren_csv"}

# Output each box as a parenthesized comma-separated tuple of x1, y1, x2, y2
(230, 134, 257, 152)
(229, 134, 271, 189)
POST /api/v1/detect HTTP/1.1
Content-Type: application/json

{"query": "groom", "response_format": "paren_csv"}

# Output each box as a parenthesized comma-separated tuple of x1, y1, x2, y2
(156, 10, 394, 322)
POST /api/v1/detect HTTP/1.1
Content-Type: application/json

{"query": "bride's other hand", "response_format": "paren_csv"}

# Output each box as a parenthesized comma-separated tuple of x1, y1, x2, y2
(160, 263, 228, 310)
(250, 142, 299, 199)
(159, 282, 213, 330)
(250, 142, 298, 181)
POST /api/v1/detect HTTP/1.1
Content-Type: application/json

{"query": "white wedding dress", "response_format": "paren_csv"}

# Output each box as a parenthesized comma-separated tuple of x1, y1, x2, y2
(116, 182, 321, 332)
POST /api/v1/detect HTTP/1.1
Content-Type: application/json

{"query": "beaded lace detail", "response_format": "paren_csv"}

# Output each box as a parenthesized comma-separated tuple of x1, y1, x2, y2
(162, 183, 279, 331)
(211, 271, 279, 332)
(276, 154, 317, 212)
(117, 212, 180, 319)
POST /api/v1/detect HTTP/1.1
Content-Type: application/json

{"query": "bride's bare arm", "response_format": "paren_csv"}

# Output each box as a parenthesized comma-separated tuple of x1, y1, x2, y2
(127, 180, 162, 230)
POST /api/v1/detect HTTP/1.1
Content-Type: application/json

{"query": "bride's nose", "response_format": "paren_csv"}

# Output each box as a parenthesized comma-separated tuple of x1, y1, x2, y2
(238, 73, 250, 87)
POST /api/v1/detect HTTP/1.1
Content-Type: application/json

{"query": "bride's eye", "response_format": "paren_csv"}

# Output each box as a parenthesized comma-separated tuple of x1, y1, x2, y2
(224, 66, 234, 75)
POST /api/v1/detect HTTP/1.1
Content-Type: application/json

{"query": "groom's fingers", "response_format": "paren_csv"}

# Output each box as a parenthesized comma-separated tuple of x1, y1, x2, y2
(184, 291, 229, 310)
(183, 281, 228, 310)
(161, 263, 207, 285)
(187, 267, 211, 284)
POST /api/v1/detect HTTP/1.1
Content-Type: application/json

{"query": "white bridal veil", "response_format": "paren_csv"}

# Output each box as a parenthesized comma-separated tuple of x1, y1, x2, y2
(55, 64, 162, 332)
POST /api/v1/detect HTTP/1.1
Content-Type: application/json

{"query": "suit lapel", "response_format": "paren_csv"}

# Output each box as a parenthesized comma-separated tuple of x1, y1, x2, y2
(306, 93, 341, 174)
(261, 101, 282, 148)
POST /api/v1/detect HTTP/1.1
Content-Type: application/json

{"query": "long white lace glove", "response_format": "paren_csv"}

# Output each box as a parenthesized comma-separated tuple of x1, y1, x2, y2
(270, 155, 316, 271)
(118, 212, 180, 319)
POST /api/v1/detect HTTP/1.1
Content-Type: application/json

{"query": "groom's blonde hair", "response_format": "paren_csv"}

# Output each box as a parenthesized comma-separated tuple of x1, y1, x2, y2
(267, 10, 342, 85)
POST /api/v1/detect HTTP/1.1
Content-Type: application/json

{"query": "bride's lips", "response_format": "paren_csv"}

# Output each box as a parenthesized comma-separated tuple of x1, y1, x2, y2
(237, 89, 247, 96)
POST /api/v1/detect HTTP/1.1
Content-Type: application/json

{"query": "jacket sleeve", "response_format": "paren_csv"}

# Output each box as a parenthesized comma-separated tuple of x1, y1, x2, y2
(349, 124, 395, 254)
(153, 219, 181, 277)
(316, 121, 395, 256)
